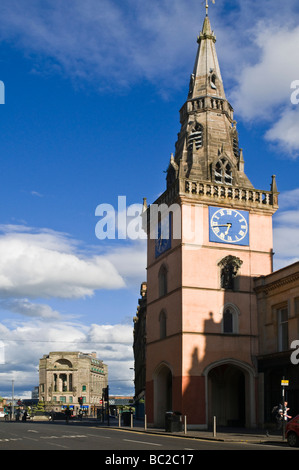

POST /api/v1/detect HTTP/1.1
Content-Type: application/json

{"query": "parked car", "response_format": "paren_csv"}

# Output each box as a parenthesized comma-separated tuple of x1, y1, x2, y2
(0, 411, 7, 418)
(285, 415, 299, 447)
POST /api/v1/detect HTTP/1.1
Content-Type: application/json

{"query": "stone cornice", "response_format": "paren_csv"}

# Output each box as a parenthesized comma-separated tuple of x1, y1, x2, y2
(254, 270, 299, 295)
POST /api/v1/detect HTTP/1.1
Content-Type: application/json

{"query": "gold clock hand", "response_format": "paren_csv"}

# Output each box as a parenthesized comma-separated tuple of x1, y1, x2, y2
(224, 223, 232, 235)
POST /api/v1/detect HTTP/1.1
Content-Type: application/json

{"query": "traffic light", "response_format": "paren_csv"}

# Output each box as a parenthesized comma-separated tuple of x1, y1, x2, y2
(78, 397, 83, 405)
(102, 386, 109, 401)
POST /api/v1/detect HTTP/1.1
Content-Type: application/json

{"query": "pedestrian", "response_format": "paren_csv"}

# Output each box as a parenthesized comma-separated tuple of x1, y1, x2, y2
(15, 409, 21, 422)
(271, 404, 282, 429)
(65, 407, 71, 424)
(280, 401, 292, 422)
(22, 410, 28, 422)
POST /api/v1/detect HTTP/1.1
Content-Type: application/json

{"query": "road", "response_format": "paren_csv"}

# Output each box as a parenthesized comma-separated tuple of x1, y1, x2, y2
(0, 420, 295, 453)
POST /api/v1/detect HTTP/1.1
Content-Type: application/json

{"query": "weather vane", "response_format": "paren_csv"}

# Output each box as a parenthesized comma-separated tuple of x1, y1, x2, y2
(205, 0, 215, 16)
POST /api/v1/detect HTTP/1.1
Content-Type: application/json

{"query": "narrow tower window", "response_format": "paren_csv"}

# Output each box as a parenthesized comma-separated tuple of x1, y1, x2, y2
(223, 308, 233, 333)
(233, 137, 239, 158)
(224, 163, 232, 185)
(214, 158, 233, 185)
(211, 74, 217, 90)
(158, 265, 168, 297)
(188, 123, 203, 151)
(215, 161, 222, 183)
(159, 310, 167, 339)
(221, 305, 239, 334)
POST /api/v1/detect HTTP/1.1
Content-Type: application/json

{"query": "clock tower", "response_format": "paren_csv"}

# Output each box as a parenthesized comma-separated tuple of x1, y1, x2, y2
(144, 13, 278, 428)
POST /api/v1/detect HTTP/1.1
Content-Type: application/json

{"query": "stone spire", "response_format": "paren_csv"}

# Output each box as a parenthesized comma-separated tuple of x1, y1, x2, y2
(189, 15, 226, 102)
(167, 13, 253, 189)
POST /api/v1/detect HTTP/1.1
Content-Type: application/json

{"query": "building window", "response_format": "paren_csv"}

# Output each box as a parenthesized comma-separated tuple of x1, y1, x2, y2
(82, 385, 86, 392)
(210, 73, 217, 90)
(221, 304, 239, 334)
(159, 310, 167, 339)
(278, 306, 289, 351)
(223, 308, 233, 333)
(295, 298, 299, 337)
(158, 265, 168, 297)
(188, 123, 203, 151)
(214, 158, 233, 185)
(233, 137, 239, 157)
(218, 255, 243, 290)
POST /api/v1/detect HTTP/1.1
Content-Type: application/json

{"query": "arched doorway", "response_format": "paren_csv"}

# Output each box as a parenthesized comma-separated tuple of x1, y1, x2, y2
(153, 363, 173, 427)
(205, 360, 256, 428)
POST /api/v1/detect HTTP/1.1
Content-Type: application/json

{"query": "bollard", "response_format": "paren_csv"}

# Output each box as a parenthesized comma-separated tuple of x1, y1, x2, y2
(184, 415, 187, 435)
(118, 413, 121, 427)
(213, 416, 217, 437)
(144, 414, 147, 431)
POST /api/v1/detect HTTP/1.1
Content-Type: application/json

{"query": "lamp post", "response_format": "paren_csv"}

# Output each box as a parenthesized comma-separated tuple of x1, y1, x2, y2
(12, 380, 14, 421)
(281, 377, 289, 441)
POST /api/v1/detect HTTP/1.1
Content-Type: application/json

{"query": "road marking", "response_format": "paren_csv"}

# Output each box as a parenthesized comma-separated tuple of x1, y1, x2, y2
(23, 436, 39, 442)
(123, 438, 162, 446)
(40, 434, 87, 439)
(46, 441, 69, 449)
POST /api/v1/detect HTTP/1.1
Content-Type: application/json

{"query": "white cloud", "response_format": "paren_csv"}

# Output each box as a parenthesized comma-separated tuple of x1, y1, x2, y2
(265, 107, 299, 156)
(104, 242, 147, 287)
(224, 16, 299, 155)
(0, 225, 125, 299)
(0, 0, 298, 110)
(231, 24, 299, 121)
(274, 188, 299, 210)
(0, 298, 61, 320)
(0, 0, 202, 91)
(273, 189, 299, 269)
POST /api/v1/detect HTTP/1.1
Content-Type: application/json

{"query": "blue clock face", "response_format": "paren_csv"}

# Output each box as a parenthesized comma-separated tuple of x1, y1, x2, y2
(209, 207, 249, 246)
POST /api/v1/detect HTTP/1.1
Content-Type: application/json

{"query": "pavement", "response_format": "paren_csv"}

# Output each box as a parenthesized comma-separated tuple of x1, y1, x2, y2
(95, 419, 289, 446)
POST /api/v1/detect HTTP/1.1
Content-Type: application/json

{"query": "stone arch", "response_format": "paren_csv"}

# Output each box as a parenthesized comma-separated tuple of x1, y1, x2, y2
(203, 359, 257, 428)
(54, 358, 73, 369)
(153, 362, 173, 427)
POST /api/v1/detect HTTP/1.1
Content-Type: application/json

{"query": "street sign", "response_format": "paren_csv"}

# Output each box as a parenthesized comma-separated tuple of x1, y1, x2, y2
(281, 380, 289, 386)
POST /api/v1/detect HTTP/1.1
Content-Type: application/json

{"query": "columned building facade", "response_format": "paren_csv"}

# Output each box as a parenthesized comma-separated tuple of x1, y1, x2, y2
(143, 12, 278, 429)
(39, 351, 108, 412)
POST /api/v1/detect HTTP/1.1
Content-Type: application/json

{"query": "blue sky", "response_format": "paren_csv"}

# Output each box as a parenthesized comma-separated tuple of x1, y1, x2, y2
(1, 0, 299, 399)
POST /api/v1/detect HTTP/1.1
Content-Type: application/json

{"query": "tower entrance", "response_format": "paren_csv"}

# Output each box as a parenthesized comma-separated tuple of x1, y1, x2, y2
(153, 364, 172, 427)
(208, 364, 245, 427)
